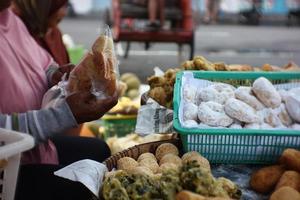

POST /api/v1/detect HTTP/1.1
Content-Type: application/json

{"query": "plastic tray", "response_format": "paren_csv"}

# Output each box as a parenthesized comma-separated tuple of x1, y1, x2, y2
(173, 71, 300, 164)
(0, 128, 34, 200)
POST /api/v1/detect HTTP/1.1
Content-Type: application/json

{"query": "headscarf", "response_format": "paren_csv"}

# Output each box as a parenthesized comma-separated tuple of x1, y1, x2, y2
(13, 0, 70, 65)
(49, 0, 68, 16)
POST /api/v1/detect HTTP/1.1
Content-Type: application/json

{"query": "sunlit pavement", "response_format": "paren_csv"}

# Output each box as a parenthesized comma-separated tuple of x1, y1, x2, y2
(61, 18, 300, 82)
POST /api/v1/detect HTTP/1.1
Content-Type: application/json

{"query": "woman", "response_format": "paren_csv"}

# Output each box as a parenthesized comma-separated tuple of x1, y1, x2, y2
(0, 1, 118, 199)
(12, 0, 70, 65)
(13, 0, 83, 136)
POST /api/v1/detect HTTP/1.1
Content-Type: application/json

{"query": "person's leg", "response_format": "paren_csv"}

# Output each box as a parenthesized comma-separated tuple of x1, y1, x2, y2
(211, 0, 220, 23)
(148, 0, 157, 23)
(15, 164, 94, 200)
(158, 0, 165, 27)
(52, 135, 111, 165)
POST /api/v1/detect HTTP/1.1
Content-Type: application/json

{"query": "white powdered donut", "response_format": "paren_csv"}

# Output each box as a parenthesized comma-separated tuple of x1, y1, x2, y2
(252, 77, 281, 108)
(286, 93, 300, 123)
(244, 123, 260, 129)
(198, 101, 233, 127)
(260, 123, 275, 130)
(184, 120, 198, 127)
(235, 86, 265, 110)
(278, 89, 289, 103)
(197, 83, 235, 105)
(229, 123, 243, 129)
(183, 84, 197, 104)
(263, 108, 283, 128)
(274, 104, 293, 126)
(290, 124, 300, 130)
(183, 102, 198, 121)
(225, 98, 260, 123)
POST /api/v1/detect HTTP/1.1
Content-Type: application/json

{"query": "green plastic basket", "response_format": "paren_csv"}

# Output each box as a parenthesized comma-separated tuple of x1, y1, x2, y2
(101, 115, 137, 140)
(173, 71, 300, 164)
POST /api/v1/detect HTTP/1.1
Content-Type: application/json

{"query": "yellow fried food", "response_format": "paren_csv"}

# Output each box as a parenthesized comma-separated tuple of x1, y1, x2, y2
(181, 152, 211, 172)
(181, 60, 195, 70)
(270, 186, 300, 200)
(137, 153, 157, 162)
(279, 149, 300, 172)
(250, 165, 285, 194)
(213, 62, 227, 71)
(127, 166, 154, 177)
(159, 163, 180, 173)
(155, 143, 179, 161)
(275, 171, 300, 192)
(139, 158, 159, 173)
(159, 154, 182, 167)
(147, 76, 166, 88)
(117, 157, 139, 171)
(148, 86, 167, 106)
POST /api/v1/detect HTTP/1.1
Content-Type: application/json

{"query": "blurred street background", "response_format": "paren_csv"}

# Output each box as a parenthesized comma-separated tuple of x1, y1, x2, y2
(60, 0, 300, 82)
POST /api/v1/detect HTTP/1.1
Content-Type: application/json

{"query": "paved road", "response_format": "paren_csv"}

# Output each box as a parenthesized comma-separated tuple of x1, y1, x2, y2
(60, 18, 300, 82)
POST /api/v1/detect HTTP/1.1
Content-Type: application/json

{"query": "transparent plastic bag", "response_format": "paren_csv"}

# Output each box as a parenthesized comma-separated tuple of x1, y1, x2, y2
(67, 25, 119, 99)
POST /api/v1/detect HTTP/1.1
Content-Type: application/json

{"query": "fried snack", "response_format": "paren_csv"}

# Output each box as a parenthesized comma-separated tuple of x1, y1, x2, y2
(176, 190, 233, 200)
(225, 64, 253, 71)
(117, 157, 139, 171)
(279, 149, 300, 172)
(234, 86, 265, 111)
(181, 151, 202, 162)
(139, 158, 160, 173)
(127, 166, 154, 177)
(193, 56, 215, 71)
(182, 60, 196, 70)
(213, 62, 227, 71)
(159, 163, 179, 173)
(176, 190, 206, 200)
(137, 153, 157, 162)
(270, 186, 300, 200)
(283, 62, 300, 71)
(147, 76, 166, 88)
(275, 171, 300, 192)
(250, 165, 285, 194)
(182, 155, 211, 172)
(198, 101, 234, 127)
(67, 35, 117, 96)
(155, 143, 179, 161)
(148, 86, 167, 106)
(225, 98, 260, 124)
(159, 154, 182, 166)
(262, 64, 282, 71)
(164, 68, 178, 86)
(252, 77, 281, 109)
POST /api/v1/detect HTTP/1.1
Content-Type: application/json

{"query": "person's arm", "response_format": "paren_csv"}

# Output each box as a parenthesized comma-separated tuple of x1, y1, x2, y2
(0, 99, 77, 143)
(46, 63, 75, 86)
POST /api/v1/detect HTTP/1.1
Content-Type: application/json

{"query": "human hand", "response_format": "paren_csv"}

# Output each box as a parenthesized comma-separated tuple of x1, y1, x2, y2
(66, 92, 118, 124)
(52, 63, 75, 85)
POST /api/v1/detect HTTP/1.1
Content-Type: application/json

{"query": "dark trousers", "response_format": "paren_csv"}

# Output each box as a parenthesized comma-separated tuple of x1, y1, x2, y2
(15, 136, 111, 200)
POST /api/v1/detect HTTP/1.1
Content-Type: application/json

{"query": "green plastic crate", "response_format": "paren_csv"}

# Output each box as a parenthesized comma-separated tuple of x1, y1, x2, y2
(173, 71, 300, 164)
(101, 115, 137, 140)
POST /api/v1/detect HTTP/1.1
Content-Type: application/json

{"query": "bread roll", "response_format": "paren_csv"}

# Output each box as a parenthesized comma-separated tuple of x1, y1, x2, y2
(270, 186, 300, 200)
(137, 153, 157, 162)
(67, 35, 117, 97)
(159, 154, 182, 166)
(250, 165, 285, 194)
(279, 149, 300, 172)
(275, 171, 300, 192)
(155, 143, 179, 161)
(117, 157, 139, 171)
(139, 158, 159, 173)
(252, 77, 281, 108)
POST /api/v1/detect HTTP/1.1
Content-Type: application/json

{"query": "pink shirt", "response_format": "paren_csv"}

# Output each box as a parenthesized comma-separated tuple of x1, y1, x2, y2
(0, 9, 52, 114)
(0, 9, 58, 165)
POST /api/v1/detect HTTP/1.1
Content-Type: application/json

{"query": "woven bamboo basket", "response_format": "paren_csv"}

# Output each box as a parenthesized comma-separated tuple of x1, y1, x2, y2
(103, 135, 181, 171)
